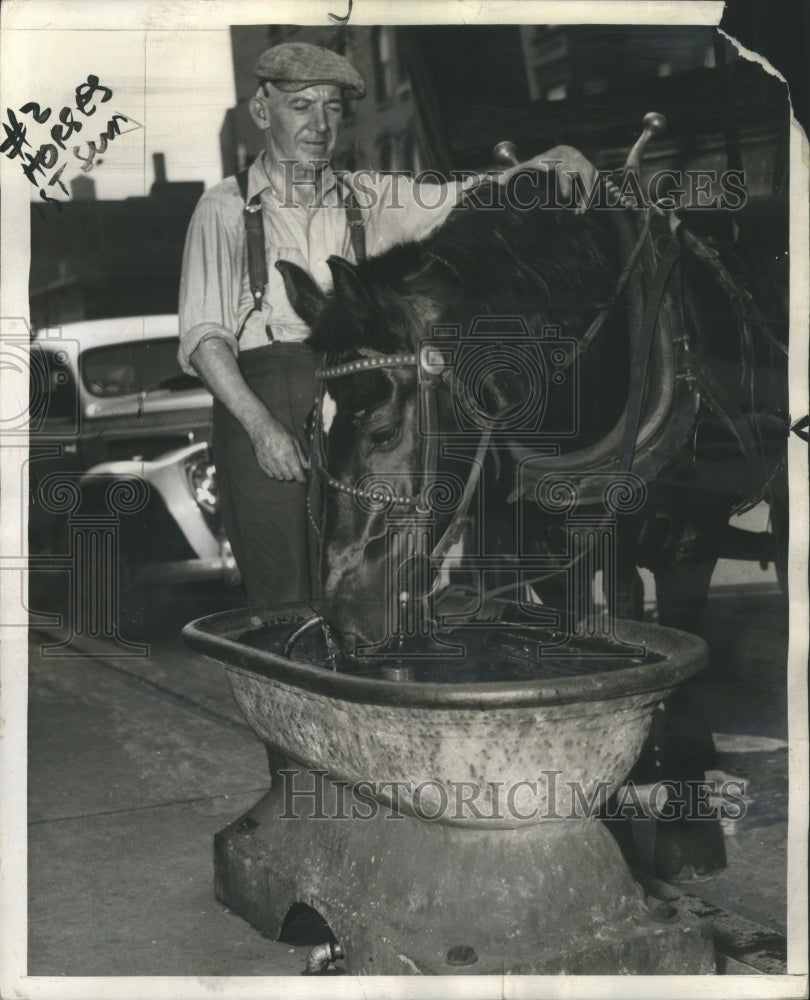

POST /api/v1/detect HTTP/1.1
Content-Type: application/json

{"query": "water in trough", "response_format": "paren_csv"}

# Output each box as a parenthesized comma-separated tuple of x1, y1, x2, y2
(237, 616, 663, 683)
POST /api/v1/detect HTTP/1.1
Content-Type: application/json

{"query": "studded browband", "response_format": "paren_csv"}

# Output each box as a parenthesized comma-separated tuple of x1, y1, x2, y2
(315, 353, 418, 380)
(312, 351, 424, 506)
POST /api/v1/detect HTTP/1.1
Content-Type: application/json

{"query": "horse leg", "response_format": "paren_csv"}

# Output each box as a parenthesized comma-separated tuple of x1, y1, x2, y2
(650, 556, 726, 879)
(654, 557, 717, 635)
(600, 550, 652, 862)
(612, 547, 645, 621)
(601, 534, 726, 879)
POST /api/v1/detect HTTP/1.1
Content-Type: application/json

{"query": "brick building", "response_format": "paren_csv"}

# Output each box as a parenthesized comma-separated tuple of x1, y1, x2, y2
(29, 157, 203, 329)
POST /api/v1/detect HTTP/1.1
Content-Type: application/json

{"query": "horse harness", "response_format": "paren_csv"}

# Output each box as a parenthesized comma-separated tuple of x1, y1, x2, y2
(308, 205, 680, 565)
(304, 187, 779, 595)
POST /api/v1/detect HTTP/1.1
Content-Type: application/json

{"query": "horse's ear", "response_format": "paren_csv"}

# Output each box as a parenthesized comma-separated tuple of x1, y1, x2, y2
(275, 260, 327, 328)
(327, 256, 373, 316)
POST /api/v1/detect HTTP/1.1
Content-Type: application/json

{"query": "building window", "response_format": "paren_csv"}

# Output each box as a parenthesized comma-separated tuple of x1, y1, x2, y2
(371, 26, 394, 102)
(704, 44, 716, 68)
(545, 81, 568, 101)
(657, 61, 672, 78)
(402, 130, 422, 174)
(395, 33, 410, 88)
(583, 77, 607, 96)
(378, 135, 393, 172)
(341, 90, 356, 124)
(412, 140, 423, 175)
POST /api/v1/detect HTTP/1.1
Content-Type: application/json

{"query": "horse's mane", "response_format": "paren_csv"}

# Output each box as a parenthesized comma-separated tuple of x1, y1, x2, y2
(308, 173, 619, 356)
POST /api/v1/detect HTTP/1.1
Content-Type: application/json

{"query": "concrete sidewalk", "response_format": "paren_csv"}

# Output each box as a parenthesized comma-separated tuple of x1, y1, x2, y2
(27, 630, 306, 976)
(26, 573, 790, 977)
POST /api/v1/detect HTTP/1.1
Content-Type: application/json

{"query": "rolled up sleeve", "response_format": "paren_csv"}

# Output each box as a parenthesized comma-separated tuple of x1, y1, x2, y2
(177, 186, 243, 375)
(356, 171, 479, 257)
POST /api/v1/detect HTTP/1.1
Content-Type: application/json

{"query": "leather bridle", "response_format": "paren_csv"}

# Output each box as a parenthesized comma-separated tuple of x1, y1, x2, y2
(313, 352, 422, 507)
(312, 347, 492, 567)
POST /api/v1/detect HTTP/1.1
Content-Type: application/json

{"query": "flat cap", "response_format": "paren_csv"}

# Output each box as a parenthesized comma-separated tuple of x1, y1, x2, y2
(254, 42, 366, 99)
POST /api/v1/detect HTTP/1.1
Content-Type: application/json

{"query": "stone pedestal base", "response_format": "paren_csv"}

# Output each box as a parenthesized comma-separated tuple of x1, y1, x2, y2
(214, 765, 715, 975)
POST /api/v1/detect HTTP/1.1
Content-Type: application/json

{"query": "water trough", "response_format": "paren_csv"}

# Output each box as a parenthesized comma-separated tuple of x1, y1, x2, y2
(182, 598, 716, 974)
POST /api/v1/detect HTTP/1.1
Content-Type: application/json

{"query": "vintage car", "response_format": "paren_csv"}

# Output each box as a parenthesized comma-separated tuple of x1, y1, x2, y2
(28, 315, 240, 607)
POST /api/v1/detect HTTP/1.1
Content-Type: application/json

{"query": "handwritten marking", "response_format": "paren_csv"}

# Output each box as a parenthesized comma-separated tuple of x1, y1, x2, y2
(328, 0, 353, 24)
(73, 114, 133, 173)
(1, 75, 135, 211)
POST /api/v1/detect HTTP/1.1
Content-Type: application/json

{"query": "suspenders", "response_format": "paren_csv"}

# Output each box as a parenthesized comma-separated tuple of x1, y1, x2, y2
(235, 167, 268, 340)
(234, 166, 366, 343)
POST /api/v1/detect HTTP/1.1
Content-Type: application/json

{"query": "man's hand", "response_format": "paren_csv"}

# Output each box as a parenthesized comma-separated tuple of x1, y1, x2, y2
(505, 145, 598, 215)
(248, 412, 310, 482)
(189, 338, 310, 483)
(538, 145, 598, 214)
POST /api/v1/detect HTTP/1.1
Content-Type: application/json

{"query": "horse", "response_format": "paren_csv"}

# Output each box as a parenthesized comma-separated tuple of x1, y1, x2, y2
(275, 165, 788, 879)
(277, 169, 786, 649)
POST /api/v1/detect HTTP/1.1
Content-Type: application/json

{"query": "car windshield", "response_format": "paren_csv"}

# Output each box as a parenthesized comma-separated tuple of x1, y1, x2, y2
(81, 338, 200, 397)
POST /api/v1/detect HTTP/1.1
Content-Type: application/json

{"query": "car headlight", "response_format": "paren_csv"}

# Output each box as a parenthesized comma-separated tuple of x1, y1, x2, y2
(186, 453, 219, 517)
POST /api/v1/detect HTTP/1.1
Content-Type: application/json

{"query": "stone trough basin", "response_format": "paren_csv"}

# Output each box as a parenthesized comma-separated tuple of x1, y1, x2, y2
(182, 599, 716, 975)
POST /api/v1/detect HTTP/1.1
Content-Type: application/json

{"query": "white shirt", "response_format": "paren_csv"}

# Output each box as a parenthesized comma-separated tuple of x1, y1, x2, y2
(178, 154, 470, 374)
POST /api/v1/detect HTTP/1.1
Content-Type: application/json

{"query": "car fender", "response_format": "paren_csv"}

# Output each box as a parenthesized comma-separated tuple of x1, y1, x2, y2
(80, 442, 221, 559)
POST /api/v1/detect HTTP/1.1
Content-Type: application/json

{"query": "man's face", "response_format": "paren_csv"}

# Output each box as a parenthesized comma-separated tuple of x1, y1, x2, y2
(254, 83, 343, 173)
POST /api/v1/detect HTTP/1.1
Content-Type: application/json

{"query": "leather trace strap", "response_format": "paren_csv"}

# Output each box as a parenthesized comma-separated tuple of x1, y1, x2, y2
(618, 234, 682, 472)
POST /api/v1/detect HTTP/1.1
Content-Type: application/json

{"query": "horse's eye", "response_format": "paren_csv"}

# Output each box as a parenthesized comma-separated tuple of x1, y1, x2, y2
(368, 424, 401, 451)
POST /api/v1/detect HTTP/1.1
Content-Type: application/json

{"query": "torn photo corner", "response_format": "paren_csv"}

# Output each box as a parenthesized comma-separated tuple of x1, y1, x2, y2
(1, 1, 807, 997)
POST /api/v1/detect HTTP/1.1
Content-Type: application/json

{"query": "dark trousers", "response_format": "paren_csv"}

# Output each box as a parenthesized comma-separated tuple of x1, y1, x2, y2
(212, 343, 318, 607)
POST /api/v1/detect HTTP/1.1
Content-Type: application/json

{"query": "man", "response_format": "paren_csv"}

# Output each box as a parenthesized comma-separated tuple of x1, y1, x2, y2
(178, 41, 596, 607)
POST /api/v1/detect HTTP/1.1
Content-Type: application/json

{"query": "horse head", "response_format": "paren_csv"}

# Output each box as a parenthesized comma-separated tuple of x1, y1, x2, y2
(276, 250, 456, 653)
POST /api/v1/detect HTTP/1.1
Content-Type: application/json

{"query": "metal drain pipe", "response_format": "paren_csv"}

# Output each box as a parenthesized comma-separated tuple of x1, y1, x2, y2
(304, 941, 345, 974)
